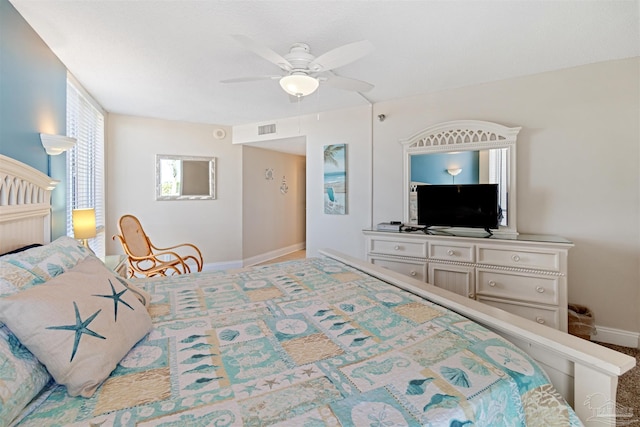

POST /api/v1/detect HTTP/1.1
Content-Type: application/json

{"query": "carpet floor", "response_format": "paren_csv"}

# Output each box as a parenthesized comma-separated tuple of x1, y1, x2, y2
(595, 342, 640, 414)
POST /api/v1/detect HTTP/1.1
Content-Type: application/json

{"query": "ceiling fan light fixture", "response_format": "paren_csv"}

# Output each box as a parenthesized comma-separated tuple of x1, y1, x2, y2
(279, 74, 319, 97)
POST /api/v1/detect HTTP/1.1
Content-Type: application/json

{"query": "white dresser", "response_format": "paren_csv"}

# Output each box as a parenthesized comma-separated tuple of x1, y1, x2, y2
(364, 229, 573, 332)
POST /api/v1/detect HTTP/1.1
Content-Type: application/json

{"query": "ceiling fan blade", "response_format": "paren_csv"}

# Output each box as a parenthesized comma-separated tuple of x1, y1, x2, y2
(323, 74, 374, 93)
(220, 75, 281, 83)
(231, 35, 292, 71)
(309, 40, 374, 72)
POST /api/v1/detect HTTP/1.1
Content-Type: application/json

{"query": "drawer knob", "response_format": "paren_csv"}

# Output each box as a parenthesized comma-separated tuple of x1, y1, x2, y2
(447, 249, 455, 256)
(535, 317, 545, 324)
(488, 280, 496, 287)
(536, 286, 545, 293)
(410, 271, 417, 276)
(511, 254, 521, 262)
(394, 245, 400, 250)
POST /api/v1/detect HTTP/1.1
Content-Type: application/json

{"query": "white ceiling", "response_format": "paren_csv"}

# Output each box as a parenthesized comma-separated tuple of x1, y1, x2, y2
(10, 0, 639, 131)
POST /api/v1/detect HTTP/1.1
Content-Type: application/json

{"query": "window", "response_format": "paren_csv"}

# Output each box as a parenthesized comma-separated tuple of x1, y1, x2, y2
(66, 76, 105, 257)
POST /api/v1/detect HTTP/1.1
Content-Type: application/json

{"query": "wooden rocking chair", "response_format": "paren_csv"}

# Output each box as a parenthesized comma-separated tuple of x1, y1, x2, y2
(113, 214, 203, 278)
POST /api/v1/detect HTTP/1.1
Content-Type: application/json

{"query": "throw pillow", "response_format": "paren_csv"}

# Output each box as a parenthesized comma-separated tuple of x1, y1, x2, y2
(0, 238, 94, 423)
(0, 236, 92, 291)
(0, 325, 51, 426)
(0, 257, 153, 397)
(0, 243, 42, 257)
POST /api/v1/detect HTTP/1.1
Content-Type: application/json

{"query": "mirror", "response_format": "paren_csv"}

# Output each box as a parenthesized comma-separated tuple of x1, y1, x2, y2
(401, 120, 520, 235)
(156, 155, 216, 200)
(409, 148, 509, 224)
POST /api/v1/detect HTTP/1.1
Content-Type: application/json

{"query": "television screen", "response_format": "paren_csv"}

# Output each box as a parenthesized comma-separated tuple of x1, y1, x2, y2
(417, 184, 499, 231)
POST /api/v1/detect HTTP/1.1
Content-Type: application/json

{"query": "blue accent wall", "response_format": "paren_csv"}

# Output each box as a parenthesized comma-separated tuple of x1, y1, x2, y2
(411, 151, 479, 184)
(0, 0, 69, 238)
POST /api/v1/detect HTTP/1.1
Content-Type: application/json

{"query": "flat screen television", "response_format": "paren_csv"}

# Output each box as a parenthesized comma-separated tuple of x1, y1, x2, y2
(417, 184, 499, 232)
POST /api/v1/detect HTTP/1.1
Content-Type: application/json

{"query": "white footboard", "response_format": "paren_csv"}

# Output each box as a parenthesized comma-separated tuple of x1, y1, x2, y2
(320, 249, 635, 426)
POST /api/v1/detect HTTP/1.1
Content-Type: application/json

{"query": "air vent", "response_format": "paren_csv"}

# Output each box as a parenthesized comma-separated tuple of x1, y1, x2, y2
(258, 124, 276, 135)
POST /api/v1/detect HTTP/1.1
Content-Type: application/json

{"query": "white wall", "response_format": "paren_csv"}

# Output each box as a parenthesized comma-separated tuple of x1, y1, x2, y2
(372, 58, 639, 337)
(242, 146, 306, 264)
(305, 107, 373, 258)
(234, 105, 373, 259)
(106, 114, 242, 267)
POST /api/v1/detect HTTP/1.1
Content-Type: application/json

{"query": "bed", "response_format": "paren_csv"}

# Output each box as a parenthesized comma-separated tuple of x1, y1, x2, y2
(0, 154, 635, 426)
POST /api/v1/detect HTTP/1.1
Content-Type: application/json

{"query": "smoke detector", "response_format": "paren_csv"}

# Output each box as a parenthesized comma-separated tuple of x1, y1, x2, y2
(213, 129, 226, 140)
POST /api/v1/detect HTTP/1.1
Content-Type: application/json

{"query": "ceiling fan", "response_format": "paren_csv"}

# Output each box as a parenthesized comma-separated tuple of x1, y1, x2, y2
(221, 35, 374, 98)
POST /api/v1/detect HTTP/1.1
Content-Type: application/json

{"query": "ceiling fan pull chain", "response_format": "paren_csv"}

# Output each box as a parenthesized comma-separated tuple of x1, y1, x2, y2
(297, 96, 302, 133)
(316, 86, 321, 121)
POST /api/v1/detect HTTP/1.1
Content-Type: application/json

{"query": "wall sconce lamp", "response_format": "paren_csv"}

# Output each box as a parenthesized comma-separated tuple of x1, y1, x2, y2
(72, 208, 96, 247)
(446, 167, 462, 183)
(40, 134, 77, 156)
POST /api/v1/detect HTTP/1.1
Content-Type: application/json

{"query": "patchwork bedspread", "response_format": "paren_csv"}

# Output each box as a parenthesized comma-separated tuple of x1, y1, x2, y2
(17, 257, 581, 426)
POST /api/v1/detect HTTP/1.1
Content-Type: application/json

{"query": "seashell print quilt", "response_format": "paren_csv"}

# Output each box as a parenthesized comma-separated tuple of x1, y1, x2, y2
(16, 257, 582, 426)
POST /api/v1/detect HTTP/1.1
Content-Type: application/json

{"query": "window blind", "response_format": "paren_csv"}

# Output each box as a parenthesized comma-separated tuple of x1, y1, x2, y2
(66, 78, 105, 258)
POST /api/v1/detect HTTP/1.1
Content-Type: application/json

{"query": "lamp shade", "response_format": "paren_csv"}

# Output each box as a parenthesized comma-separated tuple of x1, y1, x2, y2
(279, 74, 319, 97)
(447, 168, 462, 177)
(40, 134, 77, 156)
(72, 208, 96, 239)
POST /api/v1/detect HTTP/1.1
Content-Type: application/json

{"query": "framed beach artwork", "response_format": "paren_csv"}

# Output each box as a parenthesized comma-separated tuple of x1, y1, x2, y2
(323, 144, 347, 214)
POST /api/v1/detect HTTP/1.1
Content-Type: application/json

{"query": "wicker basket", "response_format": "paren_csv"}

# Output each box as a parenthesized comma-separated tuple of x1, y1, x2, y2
(568, 304, 595, 340)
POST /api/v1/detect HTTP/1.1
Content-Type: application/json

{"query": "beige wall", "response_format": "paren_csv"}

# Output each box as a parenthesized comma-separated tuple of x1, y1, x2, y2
(304, 107, 373, 259)
(106, 114, 242, 267)
(372, 58, 639, 336)
(242, 146, 306, 264)
(234, 105, 373, 259)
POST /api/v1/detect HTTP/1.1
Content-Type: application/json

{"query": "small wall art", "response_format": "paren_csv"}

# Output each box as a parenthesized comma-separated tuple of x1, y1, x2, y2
(323, 144, 347, 214)
(265, 168, 274, 180)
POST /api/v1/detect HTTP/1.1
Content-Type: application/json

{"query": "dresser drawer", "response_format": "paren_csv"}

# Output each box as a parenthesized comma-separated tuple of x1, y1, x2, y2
(429, 242, 474, 262)
(476, 270, 558, 305)
(369, 255, 427, 282)
(368, 237, 427, 258)
(429, 263, 474, 298)
(477, 296, 560, 329)
(476, 246, 560, 271)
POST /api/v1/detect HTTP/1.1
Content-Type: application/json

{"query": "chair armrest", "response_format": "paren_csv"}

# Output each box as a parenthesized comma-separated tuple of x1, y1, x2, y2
(150, 242, 203, 271)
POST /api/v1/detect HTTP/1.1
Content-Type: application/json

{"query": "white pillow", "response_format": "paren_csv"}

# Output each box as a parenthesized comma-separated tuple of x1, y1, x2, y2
(0, 257, 153, 397)
(0, 236, 92, 292)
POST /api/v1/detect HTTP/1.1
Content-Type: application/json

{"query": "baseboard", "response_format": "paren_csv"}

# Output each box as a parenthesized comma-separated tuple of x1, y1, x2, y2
(593, 324, 640, 348)
(202, 260, 243, 271)
(199, 243, 306, 272)
(243, 242, 306, 267)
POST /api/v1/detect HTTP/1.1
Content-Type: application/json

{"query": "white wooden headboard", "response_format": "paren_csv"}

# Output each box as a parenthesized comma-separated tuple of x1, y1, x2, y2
(0, 154, 59, 253)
